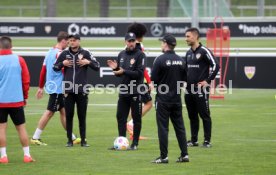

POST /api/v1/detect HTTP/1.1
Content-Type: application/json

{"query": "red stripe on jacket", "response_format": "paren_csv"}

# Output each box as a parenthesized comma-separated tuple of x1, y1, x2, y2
(144, 69, 151, 84)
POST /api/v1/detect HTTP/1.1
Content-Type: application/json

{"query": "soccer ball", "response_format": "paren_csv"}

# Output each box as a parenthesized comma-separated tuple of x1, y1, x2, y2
(113, 136, 129, 150)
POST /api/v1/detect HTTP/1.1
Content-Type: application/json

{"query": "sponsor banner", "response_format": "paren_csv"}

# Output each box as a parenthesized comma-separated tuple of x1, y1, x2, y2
(1, 21, 276, 37)
(200, 21, 276, 37)
(24, 55, 276, 88)
(0, 22, 190, 37)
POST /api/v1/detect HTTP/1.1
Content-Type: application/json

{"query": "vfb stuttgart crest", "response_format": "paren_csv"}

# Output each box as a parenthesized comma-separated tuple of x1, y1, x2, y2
(44, 25, 52, 34)
(244, 66, 256, 80)
(130, 58, 135, 65)
(78, 54, 83, 59)
(196, 53, 201, 59)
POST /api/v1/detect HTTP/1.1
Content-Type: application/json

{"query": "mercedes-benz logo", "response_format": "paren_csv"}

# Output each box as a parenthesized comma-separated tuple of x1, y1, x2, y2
(150, 23, 163, 37)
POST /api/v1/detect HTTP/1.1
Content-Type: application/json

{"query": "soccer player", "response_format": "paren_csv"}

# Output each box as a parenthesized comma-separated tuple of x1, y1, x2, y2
(31, 31, 80, 146)
(126, 22, 153, 140)
(107, 32, 145, 150)
(53, 34, 100, 147)
(184, 27, 220, 148)
(0, 36, 35, 163)
(151, 34, 189, 163)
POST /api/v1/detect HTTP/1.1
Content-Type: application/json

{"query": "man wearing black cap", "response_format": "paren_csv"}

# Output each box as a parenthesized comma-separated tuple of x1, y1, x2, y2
(53, 34, 100, 147)
(151, 34, 189, 163)
(107, 32, 145, 150)
(126, 23, 152, 141)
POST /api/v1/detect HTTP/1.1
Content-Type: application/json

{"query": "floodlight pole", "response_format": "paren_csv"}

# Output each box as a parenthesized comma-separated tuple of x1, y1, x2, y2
(192, 0, 199, 28)
(257, 0, 265, 17)
(83, 0, 87, 18)
(40, 0, 44, 17)
(127, 0, 131, 18)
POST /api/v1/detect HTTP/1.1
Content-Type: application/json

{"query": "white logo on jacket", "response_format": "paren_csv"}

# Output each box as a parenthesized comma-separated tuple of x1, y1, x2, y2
(166, 60, 171, 66)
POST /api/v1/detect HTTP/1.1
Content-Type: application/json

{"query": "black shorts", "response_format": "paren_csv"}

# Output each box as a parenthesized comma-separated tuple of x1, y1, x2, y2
(0, 107, 26, 125)
(141, 91, 152, 104)
(47, 94, 65, 112)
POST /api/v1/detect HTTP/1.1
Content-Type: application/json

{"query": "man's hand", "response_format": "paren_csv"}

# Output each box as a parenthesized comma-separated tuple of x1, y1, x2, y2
(63, 59, 74, 67)
(113, 67, 124, 75)
(77, 58, 90, 67)
(107, 60, 118, 70)
(198, 80, 209, 87)
(36, 88, 44, 99)
(24, 99, 27, 106)
(148, 83, 154, 92)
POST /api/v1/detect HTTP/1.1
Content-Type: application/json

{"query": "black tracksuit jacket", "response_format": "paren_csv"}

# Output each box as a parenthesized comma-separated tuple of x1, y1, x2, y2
(185, 43, 220, 90)
(53, 47, 100, 93)
(151, 50, 186, 104)
(114, 48, 145, 97)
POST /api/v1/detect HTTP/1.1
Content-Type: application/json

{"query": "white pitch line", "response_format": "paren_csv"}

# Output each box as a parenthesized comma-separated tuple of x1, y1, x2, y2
(235, 139, 276, 142)
(25, 113, 44, 115)
(87, 104, 234, 107)
(28, 103, 236, 107)
(263, 113, 276, 115)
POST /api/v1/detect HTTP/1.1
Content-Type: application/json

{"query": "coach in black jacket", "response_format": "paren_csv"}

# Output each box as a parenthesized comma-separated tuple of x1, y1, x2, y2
(54, 34, 100, 147)
(107, 32, 145, 150)
(184, 28, 220, 148)
(151, 34, 189, 164)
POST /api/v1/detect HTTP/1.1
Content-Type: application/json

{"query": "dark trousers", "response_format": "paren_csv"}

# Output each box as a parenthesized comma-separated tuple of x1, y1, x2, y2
(116, 95, 142, 146)
(185, 89, 212, 142)
(65, 93, 88, 143)
(156, 102, 188, 158)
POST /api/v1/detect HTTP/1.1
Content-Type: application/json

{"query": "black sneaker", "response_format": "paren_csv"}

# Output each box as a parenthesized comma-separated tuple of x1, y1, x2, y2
(127, 144, 138, 150)
(202, 141, 212, 148)
(187, 140, 199, 147)
(65, 141, 73, 147)
(81, 142, 90, 147)
(176, 155, 189, 163)
(151, 156, 169, 164)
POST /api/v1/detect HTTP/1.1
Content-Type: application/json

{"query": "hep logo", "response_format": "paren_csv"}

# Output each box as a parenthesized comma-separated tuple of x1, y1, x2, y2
(238, 24, 260, 35)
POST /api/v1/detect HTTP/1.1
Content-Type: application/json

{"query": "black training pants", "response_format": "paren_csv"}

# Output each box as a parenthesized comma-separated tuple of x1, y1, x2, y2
(116, 95, 142, 146)
(156, 102, 188, 158)
(65, 93, 88, 143)
(185, 89, 212, 142)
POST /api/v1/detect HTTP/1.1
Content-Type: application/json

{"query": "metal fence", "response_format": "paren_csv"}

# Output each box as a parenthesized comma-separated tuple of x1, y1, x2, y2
(0, 0, 276, 18)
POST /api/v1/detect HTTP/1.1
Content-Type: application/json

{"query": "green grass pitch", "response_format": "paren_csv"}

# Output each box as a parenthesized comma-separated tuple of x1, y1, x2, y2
(11, 38, 276, 49)
(0, 88, 276, 175)
(1, 38, 276, 174)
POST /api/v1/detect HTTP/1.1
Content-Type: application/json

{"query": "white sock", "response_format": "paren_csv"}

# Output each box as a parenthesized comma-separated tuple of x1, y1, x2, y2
(0, 147, 7, 158)
(72, 133, 76, 140)
(128, 119, 133, 125)
(33, 128, 43, 140)
(23, 146, 30, 157)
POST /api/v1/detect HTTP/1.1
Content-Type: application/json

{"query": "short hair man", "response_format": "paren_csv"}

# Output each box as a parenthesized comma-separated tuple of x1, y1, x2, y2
(0, 36, 34, 163)
(184, 27, 220, 148)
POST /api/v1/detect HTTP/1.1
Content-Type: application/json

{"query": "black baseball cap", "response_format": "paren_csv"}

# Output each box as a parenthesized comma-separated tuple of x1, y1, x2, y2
(125, 32, 136, 41)
(68, 34, 81, 40)
(159, 34, 176, 46)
